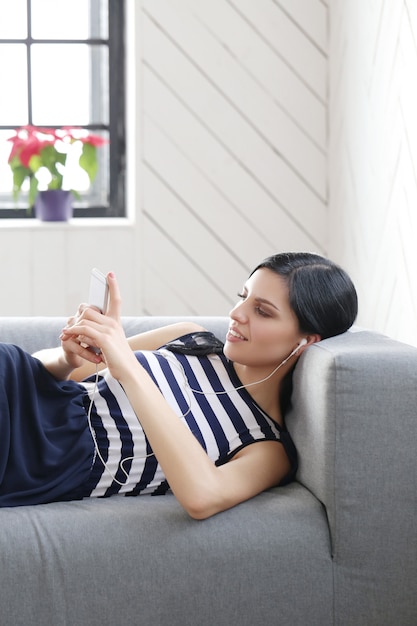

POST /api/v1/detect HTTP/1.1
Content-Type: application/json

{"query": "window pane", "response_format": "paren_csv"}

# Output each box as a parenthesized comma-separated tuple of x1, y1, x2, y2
(0, 0, 124, 218)
(31, 44, 109, 126)
(31, 0, 108, 40)
(0, 0, 27, 38)
(0, 45, 28, 125)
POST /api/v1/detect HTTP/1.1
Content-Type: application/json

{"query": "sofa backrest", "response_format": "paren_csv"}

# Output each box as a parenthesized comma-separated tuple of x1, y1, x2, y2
(0, 316, 229, 354)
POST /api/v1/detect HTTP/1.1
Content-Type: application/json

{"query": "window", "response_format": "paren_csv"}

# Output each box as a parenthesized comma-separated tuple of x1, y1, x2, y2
(0, 0, 125, 218)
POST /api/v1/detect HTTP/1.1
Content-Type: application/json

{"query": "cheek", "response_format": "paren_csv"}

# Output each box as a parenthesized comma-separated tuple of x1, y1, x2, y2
(253, 325, 282, 349)
(261, 337, 287, 362)
(255, 324, 298, 358)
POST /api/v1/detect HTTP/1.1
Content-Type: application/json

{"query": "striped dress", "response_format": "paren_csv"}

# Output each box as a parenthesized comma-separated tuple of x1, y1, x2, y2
(0, 333, 297, 506)
(79, 337, 298, 498)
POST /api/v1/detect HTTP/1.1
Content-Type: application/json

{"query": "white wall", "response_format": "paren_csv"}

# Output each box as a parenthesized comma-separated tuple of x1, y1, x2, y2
(328, 0, 417, 346)
(0, 0, 328, 317)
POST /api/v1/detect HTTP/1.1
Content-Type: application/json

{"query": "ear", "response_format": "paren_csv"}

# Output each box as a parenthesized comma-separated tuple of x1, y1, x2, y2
(298, 334, 321, 354)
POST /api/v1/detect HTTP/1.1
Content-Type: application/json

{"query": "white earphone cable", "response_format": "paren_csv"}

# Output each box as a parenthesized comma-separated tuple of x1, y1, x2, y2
(86, 366, 154, 487)
(86, 341, 305, 484)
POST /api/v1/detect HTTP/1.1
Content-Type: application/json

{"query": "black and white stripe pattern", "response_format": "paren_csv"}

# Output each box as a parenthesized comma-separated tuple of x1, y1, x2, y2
(80, 349, 290, 498)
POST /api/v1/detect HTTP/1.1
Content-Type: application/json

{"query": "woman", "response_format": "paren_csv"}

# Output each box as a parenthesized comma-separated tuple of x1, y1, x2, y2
(0, 253, 357, 516)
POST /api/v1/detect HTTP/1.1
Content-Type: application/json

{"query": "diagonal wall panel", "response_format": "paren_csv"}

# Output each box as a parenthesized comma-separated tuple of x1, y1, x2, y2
(140, 0, 328, 315)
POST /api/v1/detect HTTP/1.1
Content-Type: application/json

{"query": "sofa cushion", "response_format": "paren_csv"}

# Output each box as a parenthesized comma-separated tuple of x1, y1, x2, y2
(0, 483, 333, 626)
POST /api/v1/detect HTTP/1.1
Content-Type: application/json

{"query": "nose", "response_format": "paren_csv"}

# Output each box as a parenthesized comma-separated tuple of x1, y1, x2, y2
(229, 299, 248, 323)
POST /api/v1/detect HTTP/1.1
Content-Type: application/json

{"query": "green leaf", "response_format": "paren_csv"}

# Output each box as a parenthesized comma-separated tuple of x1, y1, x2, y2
(47, 174, 63, 190)
(12, 165, 30, 196)
(9, 155, 23, 172)
(79, 143, 98, 184)
(40, 145, 66, 175)
(28, 177, 39, 209)
(29, 154, 42, 173)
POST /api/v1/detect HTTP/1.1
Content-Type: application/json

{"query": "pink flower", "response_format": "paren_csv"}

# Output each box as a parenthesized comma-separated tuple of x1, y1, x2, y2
(7, 124, 108, 209)
(7, 126, 54, 166)
(78, 133, 108, 147)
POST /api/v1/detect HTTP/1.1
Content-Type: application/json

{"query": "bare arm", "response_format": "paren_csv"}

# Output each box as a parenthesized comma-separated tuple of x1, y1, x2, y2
(109, 357, 289, 518)
(32, 345, 81, 381)
(68, 321, 205, 382)
(34, 317, 204, 382)
(61, 273, 290, 519)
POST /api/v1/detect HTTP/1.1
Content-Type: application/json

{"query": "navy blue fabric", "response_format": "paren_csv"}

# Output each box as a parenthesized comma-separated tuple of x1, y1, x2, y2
(0, 344, 94, 507)
(0, 333, 298, 506)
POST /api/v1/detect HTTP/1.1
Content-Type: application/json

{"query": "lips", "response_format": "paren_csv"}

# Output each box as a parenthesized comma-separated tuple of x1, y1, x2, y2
(227, 327, 247, 341)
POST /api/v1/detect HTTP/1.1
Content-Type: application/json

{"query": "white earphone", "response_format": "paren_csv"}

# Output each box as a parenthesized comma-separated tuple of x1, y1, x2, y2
(286, 337, 308, 359)
(186, 337, 310, 396)
(295, 337, 308, 352)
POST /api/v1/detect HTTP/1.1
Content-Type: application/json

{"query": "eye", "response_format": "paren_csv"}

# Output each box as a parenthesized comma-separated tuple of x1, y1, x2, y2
(255, 306, 270, 317)
(237, 292, 270, 317)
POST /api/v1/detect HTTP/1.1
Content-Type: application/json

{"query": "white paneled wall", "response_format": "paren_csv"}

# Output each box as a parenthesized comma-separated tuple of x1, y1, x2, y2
(141, 0, 328, 314)
(0, 221, 139, 315)
(1, 0, 412, 343)
(328, 0, 417, 346)
(0, 1, 327, 316)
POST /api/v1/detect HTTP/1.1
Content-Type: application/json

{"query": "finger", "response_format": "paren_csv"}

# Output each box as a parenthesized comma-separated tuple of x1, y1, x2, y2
(61, 317, 106, 350)
(77, 333, 101, 353)
(78, 336, 91, 349)
(66, 303, 90, 327)
(78, 345, 103, 364)
(106, 272, 122, 320)
(60, 331, 103, 363)
(61, 326, 97, 346)
(73, 306, 102, 324)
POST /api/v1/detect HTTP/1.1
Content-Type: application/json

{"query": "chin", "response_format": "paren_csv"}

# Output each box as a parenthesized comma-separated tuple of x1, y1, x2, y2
(223, 341, 247, 363)
(222, 341, 236, 360)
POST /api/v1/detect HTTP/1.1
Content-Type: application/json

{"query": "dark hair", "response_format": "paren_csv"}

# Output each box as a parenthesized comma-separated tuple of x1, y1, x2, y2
(251, 252, 358, 339)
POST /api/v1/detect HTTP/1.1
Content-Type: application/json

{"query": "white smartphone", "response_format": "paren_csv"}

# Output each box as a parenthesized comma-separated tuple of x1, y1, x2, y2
(89, 268, 109, 313)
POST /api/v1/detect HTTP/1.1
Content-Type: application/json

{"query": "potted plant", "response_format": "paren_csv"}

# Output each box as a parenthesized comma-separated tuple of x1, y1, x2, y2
(7, 125, 107, 221)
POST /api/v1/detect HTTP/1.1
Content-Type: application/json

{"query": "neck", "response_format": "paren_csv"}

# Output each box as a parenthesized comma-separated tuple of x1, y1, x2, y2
(232, 362, 291, 424)
(232, 357, 294, 390)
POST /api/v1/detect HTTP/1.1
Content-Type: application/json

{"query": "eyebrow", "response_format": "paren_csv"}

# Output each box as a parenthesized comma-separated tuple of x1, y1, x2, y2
(255, 297, 280, 311)
(242, 286, 280, 311)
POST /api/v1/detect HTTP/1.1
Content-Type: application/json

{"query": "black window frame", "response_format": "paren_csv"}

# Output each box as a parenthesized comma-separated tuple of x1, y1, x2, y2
(0, 0, 125, 219)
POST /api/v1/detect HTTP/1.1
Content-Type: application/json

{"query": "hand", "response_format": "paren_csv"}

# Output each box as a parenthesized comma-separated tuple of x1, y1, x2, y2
(60, 304, 94, 369)
(60, 272, 138, 378)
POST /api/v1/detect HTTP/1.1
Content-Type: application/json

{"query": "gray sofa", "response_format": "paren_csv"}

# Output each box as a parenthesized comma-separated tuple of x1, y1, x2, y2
(0, 316, 416, 626)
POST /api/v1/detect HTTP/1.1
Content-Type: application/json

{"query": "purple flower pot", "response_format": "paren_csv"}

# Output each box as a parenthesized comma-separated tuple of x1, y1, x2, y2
(34, 190, 73, 222)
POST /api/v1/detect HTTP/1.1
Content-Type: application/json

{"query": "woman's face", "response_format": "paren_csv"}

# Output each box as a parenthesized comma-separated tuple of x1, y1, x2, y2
(224, 268, 302, 368)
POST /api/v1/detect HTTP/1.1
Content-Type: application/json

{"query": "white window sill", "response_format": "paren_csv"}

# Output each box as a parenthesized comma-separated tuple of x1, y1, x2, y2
(0, 217, 135, 229)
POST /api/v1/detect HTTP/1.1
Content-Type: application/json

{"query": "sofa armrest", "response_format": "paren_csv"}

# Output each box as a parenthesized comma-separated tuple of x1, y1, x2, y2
(286, 329, 417, 621)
